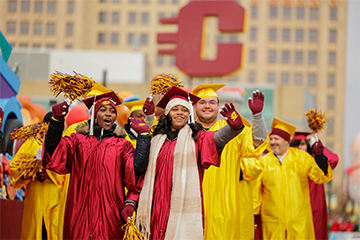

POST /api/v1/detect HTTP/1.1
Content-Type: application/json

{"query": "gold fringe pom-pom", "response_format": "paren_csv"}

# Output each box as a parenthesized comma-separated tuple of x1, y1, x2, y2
(49, 71, 95, 103)
(122, 218, 147, 240)
(150, 74, 183, 96)
(304, 109, 328, 133)
(12, 154, 41, 180)
(10, 122, 48, 143)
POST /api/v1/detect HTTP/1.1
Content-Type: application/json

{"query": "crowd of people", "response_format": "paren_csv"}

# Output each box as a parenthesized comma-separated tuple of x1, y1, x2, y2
(0, 79, 352, 240)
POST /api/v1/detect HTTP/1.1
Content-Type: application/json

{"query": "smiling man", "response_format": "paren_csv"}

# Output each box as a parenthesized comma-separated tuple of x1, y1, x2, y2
(191, 84, 269, 240)
(254, 118, 334, 240)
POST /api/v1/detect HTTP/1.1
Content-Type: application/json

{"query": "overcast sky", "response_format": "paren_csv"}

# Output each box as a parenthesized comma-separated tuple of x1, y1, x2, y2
(343, 0, 360, 169)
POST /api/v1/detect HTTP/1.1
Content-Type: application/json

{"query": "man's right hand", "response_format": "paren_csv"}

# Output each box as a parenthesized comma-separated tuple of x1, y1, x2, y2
(143, 97, 155, 115)
(52, 101, 69, 121)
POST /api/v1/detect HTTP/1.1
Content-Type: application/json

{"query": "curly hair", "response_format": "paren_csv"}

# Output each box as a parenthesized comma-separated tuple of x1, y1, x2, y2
(152, 113, 203, 141)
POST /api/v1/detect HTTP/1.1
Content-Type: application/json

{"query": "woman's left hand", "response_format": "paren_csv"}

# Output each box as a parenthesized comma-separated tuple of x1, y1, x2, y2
(121, 204, 135, 222)
(220, 103, 243, 130)
(129, 118, 150, 134)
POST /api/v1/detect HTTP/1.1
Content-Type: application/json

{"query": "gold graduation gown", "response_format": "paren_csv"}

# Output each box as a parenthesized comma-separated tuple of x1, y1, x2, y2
(254, 147, 333, 240)
(10, 140, 66, 240)
(202, 118, 268, 240)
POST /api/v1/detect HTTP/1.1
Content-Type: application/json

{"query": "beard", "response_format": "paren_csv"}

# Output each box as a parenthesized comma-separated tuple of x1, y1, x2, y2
(197, 112, 217, 124)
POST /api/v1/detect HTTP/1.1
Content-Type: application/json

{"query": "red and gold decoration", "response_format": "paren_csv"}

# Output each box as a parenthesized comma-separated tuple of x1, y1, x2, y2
(150, 74, 183, 96)
(304, 109, 328, 133)
(49, 71, 95, 103)
(11, 153, 41, 180)
(10, 122, 48, 143)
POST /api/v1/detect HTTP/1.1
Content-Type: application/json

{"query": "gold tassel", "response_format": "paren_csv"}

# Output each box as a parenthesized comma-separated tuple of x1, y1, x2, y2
(10, 122, 48, 143)
(12, 154, 41, 180)
(304, 109, 328, 133)
(122, 217, 147, 240)
(150, 74, 183, 96)
(48, 71, 95, 103)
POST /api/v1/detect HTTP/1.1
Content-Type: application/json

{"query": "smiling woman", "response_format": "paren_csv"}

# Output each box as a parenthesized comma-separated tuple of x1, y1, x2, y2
(42, 91, 151, 239)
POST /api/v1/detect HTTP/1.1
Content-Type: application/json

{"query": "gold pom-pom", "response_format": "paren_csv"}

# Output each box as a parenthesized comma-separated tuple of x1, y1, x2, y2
(12, 154, 41, 180)
(49, 71, 95, 103)
(10, 122, 48, 143)
(304, 109, 328, 133)
(122, 218, 147, 240)
(150, 74, 183, 96)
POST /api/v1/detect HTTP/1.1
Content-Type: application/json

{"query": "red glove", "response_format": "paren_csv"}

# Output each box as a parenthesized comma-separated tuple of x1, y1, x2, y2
(52, 101, 69, 121)
(143, 97, 155, 115)
(313, 139, 324, 154)
(121, 204, 135, 222)
(0, 107, 4, 130)
(220, 103, 243, 130)
(129, 118, 150, 134)
(248, 90, 264, 115)
(35, 170, 49, 182)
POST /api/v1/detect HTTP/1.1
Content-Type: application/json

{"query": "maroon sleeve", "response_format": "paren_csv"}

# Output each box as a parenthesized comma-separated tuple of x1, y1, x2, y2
(324, 147, 339, 170)
(42, 134, 77, 174)
(122, 140, 143, 202)
(196, 130, 221, 169)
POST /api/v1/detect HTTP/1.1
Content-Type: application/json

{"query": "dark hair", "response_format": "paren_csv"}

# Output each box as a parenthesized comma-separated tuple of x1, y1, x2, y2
(290, 139, 312, 155)
(152, 113, 203, 141)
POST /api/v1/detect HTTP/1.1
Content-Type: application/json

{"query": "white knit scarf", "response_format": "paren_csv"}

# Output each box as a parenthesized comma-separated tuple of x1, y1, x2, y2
(135, 124, 203, 240)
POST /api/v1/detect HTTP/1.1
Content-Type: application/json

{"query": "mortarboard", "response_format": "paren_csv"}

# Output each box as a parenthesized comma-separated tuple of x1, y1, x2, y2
(123, 99, 146, 114)
(269, 117, 296, 142)
(190, 84, 226, 99)
(292, 131, 311, 141)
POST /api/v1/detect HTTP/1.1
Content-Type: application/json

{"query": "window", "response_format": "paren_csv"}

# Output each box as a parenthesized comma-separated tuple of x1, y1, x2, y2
(19, 43, 28, 48)
(308, 73, 317, 87)
(217, 36, 224, 43)
(140, 33, 148, 45)
(329, 51, 336, 65)
(47, 1, 56, 13)
(282, 50, 290, 63)
(34, 1, 43, 12)
(249, 49, 256, 63)
(33, 22, 42, 35)
(229, 35, 237, 43)
(20, 21, 29, 34)
(111, 33, 119, 44)
(327, 95, 335, 109)
(129, 0, 136, 3)
(32, 43, 41, 48)
(251, 6, 257, 19)
(294, 73, 303, 85)
(112, 12, 120, 23)
(66, 23, 73, 36)
(99, 12, 107, 23)
(329, 29, 337, 43)
(65, 44, 73, 49)
(159, 0, 165, 4)
(250, 27, 257, 41)
(100, 0, 107, 2)
(296, 29, 304, 42)
(309, 29, 318, 42)
(295, 51, 303, 64)
(141, 13, 149, 24)
(308, 51, 317, 64)
(267, 72, 276, 84)
(67, 1, 74, 14)
(283, 6, 291, 19)
(327, 118, 334, 134)
(8, 0, 17, 12)
(169, 56, 175, 66)
(128, 33, 135, 45)
(269, 6, 277, 19)
(282, 28, 290, 41)
(328, 73, 335, 87)
(172, 0, 178, 4)
(98, 33, 106, 44)
(330, 8, 337, 20)
(142, 0, 149, 3)
(296, 7, 304, 19)
(269, 28, 277, 41)
(281, 73, 289, 85)
(310, 7, 318, 20)
(268, 50, 276, 63)
(113, 0, 120, 2)
(249, 71, 256, 83)
(21, 1, 30, 12)
(45, 43, 55, 49)
(157, 55, 164, 66)
(129, 12, 136, 24)
(7, 21, 16, 34)
(46, 22, 56, 35)
(158, 13, 165, 24)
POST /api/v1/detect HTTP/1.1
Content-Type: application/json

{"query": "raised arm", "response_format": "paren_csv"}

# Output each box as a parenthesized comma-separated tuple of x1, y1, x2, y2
(248, 90, 267, 148)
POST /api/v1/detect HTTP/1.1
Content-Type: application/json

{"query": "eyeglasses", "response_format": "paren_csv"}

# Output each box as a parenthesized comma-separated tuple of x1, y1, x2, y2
(197, 100, 218, 106)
